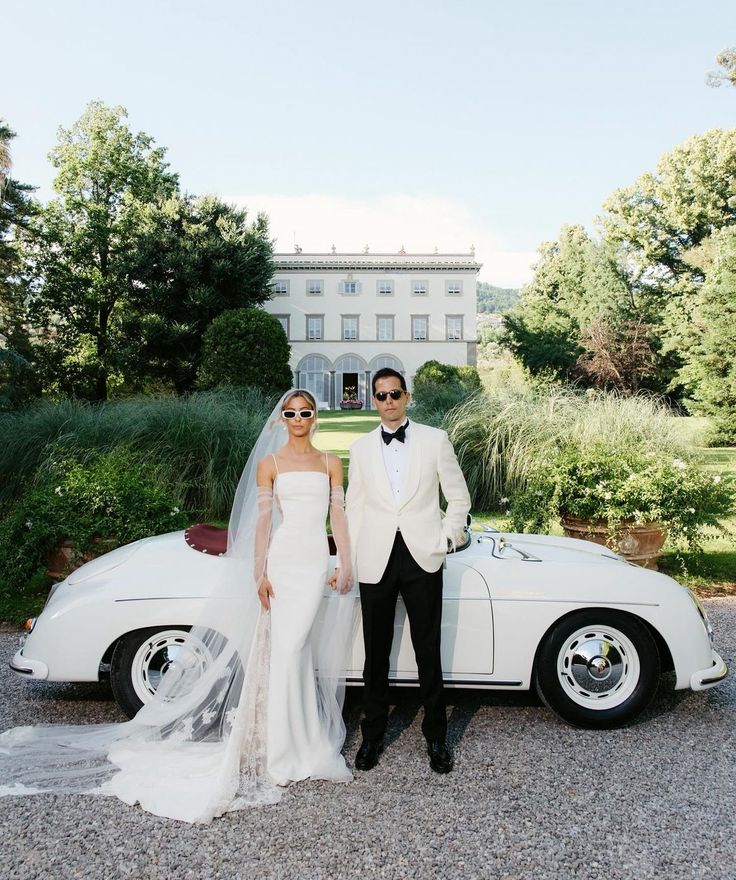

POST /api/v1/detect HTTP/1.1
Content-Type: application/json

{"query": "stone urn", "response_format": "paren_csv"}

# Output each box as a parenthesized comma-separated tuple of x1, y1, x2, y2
(46, 537, 118, 580)
(560, 515, 667, 570)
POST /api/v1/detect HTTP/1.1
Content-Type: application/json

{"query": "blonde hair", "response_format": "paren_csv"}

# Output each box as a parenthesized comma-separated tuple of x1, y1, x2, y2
(282, 388, 317, 412)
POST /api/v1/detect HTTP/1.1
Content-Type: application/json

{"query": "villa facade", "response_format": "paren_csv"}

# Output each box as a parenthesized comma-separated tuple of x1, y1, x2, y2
(262, 250, 481, 409)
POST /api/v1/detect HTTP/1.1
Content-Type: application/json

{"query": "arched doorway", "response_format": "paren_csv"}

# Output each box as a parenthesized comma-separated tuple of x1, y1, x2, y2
(295, 355, 332, 408)
(334, 354, 368, 407)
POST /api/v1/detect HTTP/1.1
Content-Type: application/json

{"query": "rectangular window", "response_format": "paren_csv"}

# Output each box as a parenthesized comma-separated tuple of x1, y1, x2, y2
(377, 280, 394, 296)
(307, 315, 323, 341)
(446, 315, 463, 340)
(376, 315, 394, 341)
(445, 280, 463, 296)
(340, 280, 360, 295)
(271, 280, 289, 296)
(307, 280, 323, 296)
(275, 315, 290, 338)
(412, 280, 428, 296)
(412, 315, 429, 341)
(342, 316, 359, 341)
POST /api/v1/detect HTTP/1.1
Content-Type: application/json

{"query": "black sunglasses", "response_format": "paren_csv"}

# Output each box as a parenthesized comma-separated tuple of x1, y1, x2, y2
(374, 389, 405, 402)
(282, 408, 315, 419)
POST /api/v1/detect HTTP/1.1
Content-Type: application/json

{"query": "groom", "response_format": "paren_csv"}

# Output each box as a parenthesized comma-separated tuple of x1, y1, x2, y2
(346, 367, 471, 774)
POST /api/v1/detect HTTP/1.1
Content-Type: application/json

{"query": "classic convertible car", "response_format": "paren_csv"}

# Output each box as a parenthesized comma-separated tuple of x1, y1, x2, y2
(10, 522, 728, 728)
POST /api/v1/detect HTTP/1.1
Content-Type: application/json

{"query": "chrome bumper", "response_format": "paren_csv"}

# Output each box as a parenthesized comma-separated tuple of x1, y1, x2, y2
(9, 649, 48, 680)
(690, 650, 728, 690)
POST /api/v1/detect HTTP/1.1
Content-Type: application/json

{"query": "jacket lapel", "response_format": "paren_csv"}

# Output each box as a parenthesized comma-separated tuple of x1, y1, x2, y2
(399, 424, 422, 510)
(369, 427, 396, 505)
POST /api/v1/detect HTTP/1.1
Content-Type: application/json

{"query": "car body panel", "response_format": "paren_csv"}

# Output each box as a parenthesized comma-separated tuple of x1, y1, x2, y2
(11, 529, 724, 703)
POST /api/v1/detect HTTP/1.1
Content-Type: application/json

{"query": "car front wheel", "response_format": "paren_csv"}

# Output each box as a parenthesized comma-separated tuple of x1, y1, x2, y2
(534, 610, 660, 729)
(110, 626, 211, 718)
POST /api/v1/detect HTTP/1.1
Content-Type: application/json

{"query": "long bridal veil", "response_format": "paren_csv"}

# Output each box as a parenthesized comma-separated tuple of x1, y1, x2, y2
(0, 391, 358, 823)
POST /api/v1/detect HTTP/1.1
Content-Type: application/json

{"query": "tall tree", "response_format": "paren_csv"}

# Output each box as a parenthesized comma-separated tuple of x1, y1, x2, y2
(502, 225, 640, 384)
(121, 194, 275, 394)
(26, 102, 178, 399)
(602, 129, 736, 395)
(0, 121, 39, 409)
(679, 227, 736, 443)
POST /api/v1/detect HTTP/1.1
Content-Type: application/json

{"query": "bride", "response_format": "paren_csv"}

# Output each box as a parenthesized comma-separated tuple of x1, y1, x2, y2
(0, 389, 357, 823)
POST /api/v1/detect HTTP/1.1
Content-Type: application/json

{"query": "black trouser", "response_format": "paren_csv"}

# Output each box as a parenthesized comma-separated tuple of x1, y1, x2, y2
(359, 531, 446, 743)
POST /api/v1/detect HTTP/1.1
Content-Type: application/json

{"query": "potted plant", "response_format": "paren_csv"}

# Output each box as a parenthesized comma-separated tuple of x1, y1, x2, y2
(510, 442, 733, 568)
(339, 387, 364, 410)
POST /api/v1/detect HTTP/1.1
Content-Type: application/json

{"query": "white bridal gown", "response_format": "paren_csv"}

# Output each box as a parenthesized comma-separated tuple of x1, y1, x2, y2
(105, 467, 352, 821)
(265, 468, 352, 784)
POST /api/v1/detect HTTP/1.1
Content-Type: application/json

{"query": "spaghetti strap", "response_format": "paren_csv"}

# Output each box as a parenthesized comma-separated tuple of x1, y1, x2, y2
(271, 453, 279, 474)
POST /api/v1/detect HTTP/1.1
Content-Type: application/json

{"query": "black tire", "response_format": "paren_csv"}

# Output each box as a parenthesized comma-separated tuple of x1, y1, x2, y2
(110, 626, 192, 718)
(534, 609, 660, 729)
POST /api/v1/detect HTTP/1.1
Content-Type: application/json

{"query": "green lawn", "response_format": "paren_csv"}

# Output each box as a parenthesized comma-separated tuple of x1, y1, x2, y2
(313, 410, 377, 481)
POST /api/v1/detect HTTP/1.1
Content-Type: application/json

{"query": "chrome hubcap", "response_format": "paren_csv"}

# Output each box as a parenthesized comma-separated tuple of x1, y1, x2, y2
(131, 630, 211, 704)
(558, 626, 640, 709)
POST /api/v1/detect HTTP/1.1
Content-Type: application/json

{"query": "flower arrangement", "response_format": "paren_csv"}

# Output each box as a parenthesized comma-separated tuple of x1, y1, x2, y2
(510, 442, 733, 552)
(340, 386, 364, 409)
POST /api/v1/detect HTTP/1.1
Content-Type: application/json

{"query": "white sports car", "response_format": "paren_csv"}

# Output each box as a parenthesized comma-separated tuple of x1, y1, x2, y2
(10, 523, 727, 728)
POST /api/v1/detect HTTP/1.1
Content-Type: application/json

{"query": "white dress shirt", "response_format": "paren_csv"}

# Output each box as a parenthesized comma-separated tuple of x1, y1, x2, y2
(380, 419, 409, 507)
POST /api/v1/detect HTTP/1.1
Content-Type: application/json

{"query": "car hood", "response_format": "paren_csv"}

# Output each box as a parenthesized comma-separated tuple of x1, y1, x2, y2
(463, 531, 626, 566)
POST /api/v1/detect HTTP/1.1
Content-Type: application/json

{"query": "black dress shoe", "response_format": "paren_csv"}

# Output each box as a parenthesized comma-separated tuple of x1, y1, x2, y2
(427, 741, 453, 774)
(355, 738, 384, 771)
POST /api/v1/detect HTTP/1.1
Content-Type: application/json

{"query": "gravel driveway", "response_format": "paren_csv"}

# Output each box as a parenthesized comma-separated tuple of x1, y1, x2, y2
(1, 599, 735, 880)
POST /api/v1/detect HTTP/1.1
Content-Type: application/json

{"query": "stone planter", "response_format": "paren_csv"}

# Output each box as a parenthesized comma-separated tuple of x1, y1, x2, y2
(560, 515, 667, 570)
(46, 536, 118, 580)
(339, 401, 364, 410)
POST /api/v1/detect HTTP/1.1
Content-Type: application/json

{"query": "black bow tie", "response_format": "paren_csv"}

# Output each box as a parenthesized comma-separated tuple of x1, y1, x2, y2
(382, 423, 407, 445)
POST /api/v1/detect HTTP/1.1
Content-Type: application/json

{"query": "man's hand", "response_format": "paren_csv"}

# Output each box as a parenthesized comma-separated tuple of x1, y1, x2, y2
(258, 576, 275, 611)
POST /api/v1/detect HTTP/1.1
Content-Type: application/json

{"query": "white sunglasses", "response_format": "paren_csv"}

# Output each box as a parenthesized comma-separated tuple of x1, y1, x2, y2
(282, 408, 315, 420)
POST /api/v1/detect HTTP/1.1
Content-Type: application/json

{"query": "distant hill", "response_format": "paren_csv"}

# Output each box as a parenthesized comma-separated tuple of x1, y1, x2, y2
(476, 282, 520, 313)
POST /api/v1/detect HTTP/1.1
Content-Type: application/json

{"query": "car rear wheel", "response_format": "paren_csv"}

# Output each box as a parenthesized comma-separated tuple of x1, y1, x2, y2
(110, 626, 212, 718)
(534, 610, 660, 729)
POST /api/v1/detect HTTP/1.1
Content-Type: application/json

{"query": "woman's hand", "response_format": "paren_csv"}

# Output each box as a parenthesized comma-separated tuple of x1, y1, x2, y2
(258, 576, 275, 611)
(327, 568, 353, 594)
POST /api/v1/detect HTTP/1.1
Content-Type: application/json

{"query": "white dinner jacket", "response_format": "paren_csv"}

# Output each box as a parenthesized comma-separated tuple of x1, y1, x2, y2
(346, 421, 471, 584)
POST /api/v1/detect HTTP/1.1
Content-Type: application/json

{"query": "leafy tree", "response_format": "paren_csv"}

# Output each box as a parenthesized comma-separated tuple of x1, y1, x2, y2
(476, 282, 520, 313)
(602, 130, 736, 283)
(121, 194, 274, 394)
(197, 308, 292, 397)
(602, 129, 736, 397)
(707, 47, 736, 88)
(25, 102, 178, 400)
(501, 225, 640, 384)
(0, 121, 39, 409)
(680, 228, 736, 444)
(573, 319, 656, 393)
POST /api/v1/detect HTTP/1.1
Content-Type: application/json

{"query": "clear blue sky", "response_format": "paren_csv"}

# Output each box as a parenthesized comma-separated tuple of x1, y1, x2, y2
(5, 0, 736, 285)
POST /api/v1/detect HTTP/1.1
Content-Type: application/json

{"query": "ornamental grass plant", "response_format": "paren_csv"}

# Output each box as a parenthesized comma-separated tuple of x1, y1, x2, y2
(445, 386, 734, 551)
(445, 387, 686, 511)
(0, 387, 275, 519)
